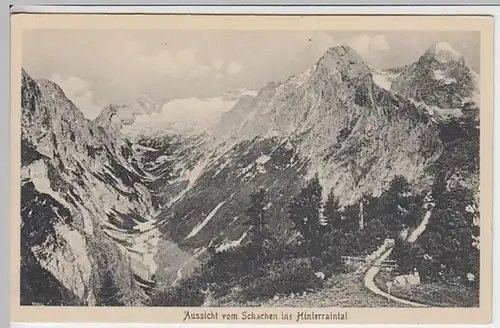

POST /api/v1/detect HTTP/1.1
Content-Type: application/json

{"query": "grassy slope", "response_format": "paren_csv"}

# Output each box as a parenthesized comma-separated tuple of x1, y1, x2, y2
(374, 270, 479, 308)
(213, 273, 410, 308)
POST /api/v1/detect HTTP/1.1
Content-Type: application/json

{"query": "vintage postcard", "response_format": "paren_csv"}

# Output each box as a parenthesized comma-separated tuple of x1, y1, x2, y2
(10, 14, 493, 325)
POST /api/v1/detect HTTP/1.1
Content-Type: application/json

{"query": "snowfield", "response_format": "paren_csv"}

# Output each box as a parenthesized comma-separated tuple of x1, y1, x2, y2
(185, 201, 227, 240)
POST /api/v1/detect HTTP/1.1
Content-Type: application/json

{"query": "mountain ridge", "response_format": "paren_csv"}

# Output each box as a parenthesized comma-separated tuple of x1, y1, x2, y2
(147, 44, 465, 286)
(20, 68, 160, 305)
(19, 40, 480, 305)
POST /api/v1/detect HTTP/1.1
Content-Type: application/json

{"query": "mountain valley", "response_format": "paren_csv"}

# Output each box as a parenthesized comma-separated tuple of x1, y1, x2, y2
(19, 42, 480, 307)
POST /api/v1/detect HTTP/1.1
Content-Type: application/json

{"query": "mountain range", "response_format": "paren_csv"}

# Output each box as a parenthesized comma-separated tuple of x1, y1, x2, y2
(119, 89, 258, 139)
(19, 41, 480, 305)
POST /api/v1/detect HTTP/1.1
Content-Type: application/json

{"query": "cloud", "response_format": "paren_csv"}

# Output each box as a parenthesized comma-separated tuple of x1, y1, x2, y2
(147, 48, 206, 78)
(371, 35, 390, 52)
(187, 65, 213, 78)
(226, 61, 243, 75)
(117, 42, 218, 79)
(212, 58, 224, 70)
(348, 34, 390, 58)
(50, 74, 104, 119)
(119, 42, 242, 80)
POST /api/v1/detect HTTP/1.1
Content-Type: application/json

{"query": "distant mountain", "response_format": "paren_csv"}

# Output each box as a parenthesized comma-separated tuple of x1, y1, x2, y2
(202, 45, 442, 200)
(95, 94, 162, 131)
(132, 93, 163, 115)
(121, 89, 258, 138)
(150, 45, 453, 283)
(391, 42, 479, 120)
(19, 40, 480, 304)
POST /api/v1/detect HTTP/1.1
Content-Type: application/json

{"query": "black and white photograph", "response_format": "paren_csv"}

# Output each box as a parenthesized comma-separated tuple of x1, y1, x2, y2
(12, 14, 493, 324)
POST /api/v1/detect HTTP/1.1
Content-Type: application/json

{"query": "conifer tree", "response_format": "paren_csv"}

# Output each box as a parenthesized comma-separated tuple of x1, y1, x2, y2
(377, 175, 413, 232)
(323, 188, 340, 231)
(243, 188, 270, 248)
(288, 173, 323, 255)
(96, 269, 124, 306)
(418, 186, 479, 284)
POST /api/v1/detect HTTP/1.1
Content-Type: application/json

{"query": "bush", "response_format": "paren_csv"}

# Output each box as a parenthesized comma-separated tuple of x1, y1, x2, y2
(240, 258, 323, 301)
(321, 262, 343, 277)
(159, 238, 295, 303)
(149, 275, 205, 307)
(412, 187, 480, 287)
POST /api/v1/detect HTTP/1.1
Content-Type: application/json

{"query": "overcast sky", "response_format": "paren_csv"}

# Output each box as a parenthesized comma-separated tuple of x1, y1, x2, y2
(23, 30, 479, 119)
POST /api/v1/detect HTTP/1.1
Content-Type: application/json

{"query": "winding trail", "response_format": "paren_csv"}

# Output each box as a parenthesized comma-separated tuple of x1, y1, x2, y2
(363, 208, 434, 307)
(363, 248, 427, 307)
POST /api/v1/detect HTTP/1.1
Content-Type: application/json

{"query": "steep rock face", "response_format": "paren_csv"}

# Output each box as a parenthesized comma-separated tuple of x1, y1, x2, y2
(150, 45, 450, 284)
(391, 42, 479, 118)
(20, 69, 158, 305)
(132, 133, 208, 208)
(206, 45, 442, 202)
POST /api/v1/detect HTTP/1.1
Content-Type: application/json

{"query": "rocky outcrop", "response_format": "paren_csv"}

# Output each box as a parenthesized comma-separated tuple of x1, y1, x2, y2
(20, 69, 158, 306)
(391, 41, 479, 120)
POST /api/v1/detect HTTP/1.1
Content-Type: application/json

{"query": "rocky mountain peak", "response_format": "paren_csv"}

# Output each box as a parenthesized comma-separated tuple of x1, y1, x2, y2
(36, 78, 66, 97)
(391, 41, 478, 111)
(308, 45, 373, 101)
(325, 44, 364, 61)
(21, 69, 43, 115)
(36, 78, 85, 120)
(133, 93, 161, 115)
(316, 45, 370, 76)
(93, 94, 161, 135)
(423, 41, 465, 65)
(20, 69, 158, 306)
(93, 104, 129, 133)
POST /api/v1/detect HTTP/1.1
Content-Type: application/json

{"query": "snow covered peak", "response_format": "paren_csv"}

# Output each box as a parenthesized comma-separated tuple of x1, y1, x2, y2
(391, 40, 478, 111)
(433, 41, 460, 55)
(425, 41, 464, 64)
(141, 93, 156, 103)
(133, 93, 161, 115)
(121, 89, 257, 137)
(221, 88, 258, 101)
